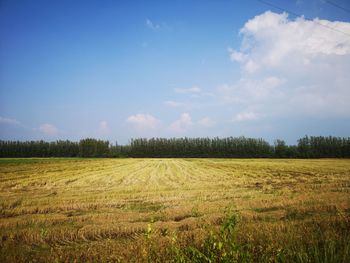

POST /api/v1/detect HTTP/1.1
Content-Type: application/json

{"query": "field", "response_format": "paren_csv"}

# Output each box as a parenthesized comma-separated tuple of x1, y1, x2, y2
(0, 158, 350, 262)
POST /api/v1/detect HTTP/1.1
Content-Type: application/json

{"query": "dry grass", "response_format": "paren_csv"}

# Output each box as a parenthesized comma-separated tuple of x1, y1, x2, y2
(0, 158, 349, 262)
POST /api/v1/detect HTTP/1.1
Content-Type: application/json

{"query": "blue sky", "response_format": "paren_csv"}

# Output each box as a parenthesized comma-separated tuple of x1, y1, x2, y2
(1, 0, 350, 144)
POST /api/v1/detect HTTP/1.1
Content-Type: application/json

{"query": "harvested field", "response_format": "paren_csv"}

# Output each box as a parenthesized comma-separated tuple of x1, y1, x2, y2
(0, 158, 349, 262)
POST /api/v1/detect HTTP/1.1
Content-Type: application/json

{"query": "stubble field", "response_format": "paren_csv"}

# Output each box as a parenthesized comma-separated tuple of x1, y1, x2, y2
(0, 158, 350, 262)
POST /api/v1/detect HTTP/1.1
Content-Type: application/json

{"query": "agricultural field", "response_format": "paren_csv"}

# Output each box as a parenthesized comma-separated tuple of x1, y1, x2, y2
(0, 158, 350, 262)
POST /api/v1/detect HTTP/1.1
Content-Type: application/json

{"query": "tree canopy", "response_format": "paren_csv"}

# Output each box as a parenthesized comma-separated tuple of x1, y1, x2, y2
(0, 136, 349, 158)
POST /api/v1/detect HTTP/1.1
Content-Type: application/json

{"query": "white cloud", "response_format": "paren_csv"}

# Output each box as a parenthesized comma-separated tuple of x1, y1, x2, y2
(233, 11, 350, 69)
(229, 48, 246, 62)
(174, 86, 202, 94)
(127, 114, 160, 130)
(218, 76, 285, 105)
(169, 113, 193, 133)
(38, 124, 59, 136)
(227, 11, 350, 117)
(0, 117, 20, 125)
(146, 19, 160, 31)
(163, 100, 184, 107)
(198, 117, 216, 127)
(234, 112, 258, 122)
(98, 120, 110, 135)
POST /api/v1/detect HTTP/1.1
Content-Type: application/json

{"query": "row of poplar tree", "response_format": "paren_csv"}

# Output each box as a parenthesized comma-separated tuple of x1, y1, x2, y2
(0, 136, 349, 158)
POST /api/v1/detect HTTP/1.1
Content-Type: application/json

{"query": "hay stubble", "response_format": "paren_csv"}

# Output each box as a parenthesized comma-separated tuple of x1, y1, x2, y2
(0, 158, 349, 262)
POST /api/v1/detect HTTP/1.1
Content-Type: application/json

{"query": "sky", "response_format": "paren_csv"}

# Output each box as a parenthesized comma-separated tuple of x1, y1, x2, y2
(1, 0, 350, 145)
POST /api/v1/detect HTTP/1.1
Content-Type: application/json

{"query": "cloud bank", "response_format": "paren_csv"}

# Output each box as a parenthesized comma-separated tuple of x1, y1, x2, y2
(226, 11, 350, 119)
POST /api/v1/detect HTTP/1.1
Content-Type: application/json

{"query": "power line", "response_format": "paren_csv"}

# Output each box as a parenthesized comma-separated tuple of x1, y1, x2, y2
(324, 0, 350, 14)
(256, 0, 350, 37)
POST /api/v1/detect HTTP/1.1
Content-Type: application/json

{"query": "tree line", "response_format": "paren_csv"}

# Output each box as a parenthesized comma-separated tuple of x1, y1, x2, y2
(0, 136, 349, 158)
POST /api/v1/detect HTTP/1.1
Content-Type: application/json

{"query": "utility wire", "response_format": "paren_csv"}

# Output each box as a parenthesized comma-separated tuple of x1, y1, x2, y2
(256, 0, 350, 37)
(324, 0, 350, 14)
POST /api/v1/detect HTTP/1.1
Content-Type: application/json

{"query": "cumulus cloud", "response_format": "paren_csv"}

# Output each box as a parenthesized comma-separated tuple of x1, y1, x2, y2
(98, 121, 110, 135)
(163, 100, 184, 107)
(146, 19, 161, 31)
(38, 124, 59, 136)
(226, 11, 350, 117)
(1, 117, 62, 137)
(174, 86, 202, 94)
(234, 112, 258, 122)
(0, 117, 20, 125)
(127, 114, 160, 130)
(219, 76, 286, 104)
(169, 113, 193, 133)
(198, 117, 216, 127)
(231, 11, 350, 69)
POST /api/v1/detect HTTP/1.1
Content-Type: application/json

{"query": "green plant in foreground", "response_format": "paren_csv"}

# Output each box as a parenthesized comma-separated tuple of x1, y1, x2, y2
(173, 214, 251, 263)
(156, 213, 350, 263)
